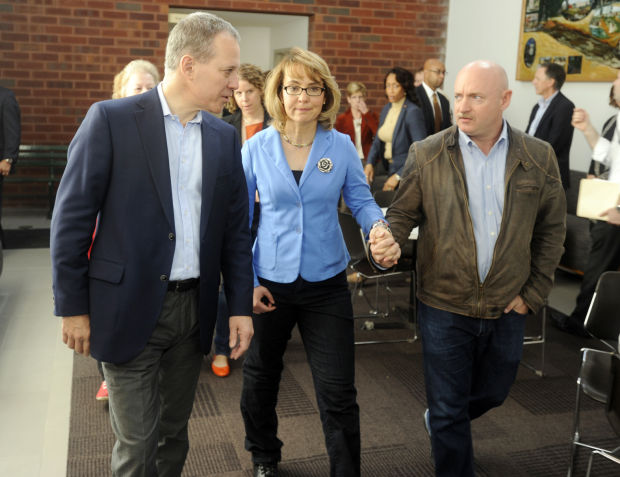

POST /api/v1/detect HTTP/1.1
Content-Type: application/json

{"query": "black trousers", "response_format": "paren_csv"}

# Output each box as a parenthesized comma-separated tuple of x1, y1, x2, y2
(240, 271, 360, 477)
(571, 221, 620, 323)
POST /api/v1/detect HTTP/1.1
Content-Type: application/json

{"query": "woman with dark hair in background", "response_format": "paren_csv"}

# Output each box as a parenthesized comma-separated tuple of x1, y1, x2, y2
(364, 67, 426, 191)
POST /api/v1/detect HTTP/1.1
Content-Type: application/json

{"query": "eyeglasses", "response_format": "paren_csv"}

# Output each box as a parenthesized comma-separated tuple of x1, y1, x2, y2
(283, 85, 325, 96)
(427, 69, 447, 76)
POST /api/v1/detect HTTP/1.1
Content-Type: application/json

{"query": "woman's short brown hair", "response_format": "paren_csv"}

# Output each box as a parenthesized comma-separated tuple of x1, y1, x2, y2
(345, 81, 367, 98)
(263, 47, 341, 133)
(226, 63, 266, 113)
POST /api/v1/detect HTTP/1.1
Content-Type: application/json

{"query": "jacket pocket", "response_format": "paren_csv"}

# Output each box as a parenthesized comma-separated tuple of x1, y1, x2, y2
(88, 258, 124, 284)
(254, 233, 277, 271)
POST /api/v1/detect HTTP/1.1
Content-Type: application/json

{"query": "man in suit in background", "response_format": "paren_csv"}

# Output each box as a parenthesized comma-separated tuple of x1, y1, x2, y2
(0, 86, 21, 244)
(51, 12, 254, 476)
(416, 58, 452, 137)
(526, 62, 574, 189)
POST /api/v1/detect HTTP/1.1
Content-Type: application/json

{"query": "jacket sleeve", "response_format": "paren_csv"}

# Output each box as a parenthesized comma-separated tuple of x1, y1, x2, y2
(520, 146, 567, 314)
(51, 103, 112, 317)
(1, 90, 21, 164)
(221, 132, 253, 317)
(395, 106, 427, 176)
(241, 141, 261, 288)
(385, 142, 424, 247)
(363, 110, 379, 135)
(541, 96, 574, 157)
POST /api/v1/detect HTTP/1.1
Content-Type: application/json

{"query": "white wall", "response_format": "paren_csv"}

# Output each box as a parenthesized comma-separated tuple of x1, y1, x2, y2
(237, 26, 272, 70)
(270, 18, 309, 61)
(445, 0, 617, 172)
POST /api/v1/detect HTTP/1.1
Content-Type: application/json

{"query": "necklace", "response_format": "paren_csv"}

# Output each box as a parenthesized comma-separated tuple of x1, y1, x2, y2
(282, 133, 313, 148)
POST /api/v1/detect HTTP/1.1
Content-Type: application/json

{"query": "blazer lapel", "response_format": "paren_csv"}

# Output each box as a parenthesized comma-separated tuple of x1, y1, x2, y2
(262, 128, 300, 197)
(299, 127, 330, 189)
(135, 90, 174, 230)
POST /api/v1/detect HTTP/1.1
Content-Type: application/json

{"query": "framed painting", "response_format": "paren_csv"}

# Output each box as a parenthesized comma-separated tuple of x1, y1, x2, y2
(516, 0, 619, 81)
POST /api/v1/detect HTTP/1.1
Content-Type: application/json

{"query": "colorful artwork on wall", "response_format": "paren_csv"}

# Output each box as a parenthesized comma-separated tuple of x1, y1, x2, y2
(517, 0, 619, 81)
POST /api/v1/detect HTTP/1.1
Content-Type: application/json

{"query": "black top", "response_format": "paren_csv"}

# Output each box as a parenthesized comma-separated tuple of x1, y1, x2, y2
(292, 170, 303, 185)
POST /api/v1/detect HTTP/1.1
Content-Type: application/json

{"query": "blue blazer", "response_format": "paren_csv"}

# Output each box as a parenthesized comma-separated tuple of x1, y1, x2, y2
(51, 88, 253, 364)
(366, 98, 426, 176)
(242, 125, 384, 286)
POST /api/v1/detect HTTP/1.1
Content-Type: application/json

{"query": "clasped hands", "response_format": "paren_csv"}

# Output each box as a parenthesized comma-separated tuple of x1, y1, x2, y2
(369, 226, 401, 268)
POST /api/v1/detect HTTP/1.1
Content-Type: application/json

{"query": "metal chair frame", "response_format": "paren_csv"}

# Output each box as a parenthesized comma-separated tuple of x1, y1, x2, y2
(339, 212, 416, 345)
(567, 271, 620, 477)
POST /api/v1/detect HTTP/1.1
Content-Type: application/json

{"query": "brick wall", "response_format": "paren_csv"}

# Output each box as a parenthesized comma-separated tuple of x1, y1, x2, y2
(0, 0, 449, 205)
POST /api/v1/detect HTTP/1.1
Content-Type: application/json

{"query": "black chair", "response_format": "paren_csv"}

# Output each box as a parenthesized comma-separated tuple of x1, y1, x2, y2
(338, 211, 415, 344)
(585, 354, 620, 476)
(568, 271, 620, 476)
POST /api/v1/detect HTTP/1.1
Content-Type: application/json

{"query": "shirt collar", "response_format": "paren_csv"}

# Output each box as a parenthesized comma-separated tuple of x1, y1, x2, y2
(422, 81, 436, 99)
(538, 90, 559, 108)
(458, 119, 508, 152)
(157, 83, 202, 124)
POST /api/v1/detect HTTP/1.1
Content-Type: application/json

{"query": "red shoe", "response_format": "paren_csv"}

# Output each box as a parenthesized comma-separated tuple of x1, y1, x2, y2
(211, 355, 230, 377)
(96, 380, 109, 401)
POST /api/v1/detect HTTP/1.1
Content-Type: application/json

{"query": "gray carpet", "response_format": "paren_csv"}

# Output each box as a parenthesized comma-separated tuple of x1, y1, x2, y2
(66, 278, 620, 476)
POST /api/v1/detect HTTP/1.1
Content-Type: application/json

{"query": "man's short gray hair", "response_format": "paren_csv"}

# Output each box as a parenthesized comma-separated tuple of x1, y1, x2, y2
(164, 12, 240, 75)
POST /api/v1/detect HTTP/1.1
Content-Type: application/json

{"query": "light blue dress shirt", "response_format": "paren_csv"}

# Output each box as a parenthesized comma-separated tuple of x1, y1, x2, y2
(243, 125, 384, 287)
(156, 84, 202, 280)
(527, 90, 558, 136)
(459, 121, 508, 282)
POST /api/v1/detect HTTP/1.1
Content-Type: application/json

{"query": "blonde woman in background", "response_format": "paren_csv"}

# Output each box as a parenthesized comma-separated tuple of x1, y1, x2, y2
(94, 58, 161, 402)
(334, 81, 378, 165)
(112, 59, 160, 99)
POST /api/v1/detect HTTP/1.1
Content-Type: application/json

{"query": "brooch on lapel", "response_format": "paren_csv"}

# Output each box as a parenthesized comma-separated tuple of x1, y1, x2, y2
(317, 158, 333, 173)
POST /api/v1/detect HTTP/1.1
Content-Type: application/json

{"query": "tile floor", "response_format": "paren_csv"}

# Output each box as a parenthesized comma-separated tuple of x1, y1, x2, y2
(0, 208, 582, 477)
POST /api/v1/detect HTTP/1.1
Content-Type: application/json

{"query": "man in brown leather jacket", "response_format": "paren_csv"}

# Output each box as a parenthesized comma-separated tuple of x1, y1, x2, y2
(383, 60, 566, 477)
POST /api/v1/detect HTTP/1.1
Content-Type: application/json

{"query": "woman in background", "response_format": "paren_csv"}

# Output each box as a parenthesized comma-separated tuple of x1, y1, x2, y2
(94, 59, 160, 402)
(334, 81, 378, 165)
(364, 67, 426, 191)
(212, 64, 271, 378)
(240, 47, 398, 477)
(112, 59, 159, 99)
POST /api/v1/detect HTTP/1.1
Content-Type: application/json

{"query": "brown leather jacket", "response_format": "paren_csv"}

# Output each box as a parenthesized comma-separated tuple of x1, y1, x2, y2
(387, 124, 566, 318)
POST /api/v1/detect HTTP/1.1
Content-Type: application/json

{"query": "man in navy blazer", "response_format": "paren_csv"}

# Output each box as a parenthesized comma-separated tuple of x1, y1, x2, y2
(526, 62, 574, 189)
(0, 86, 20, 243)
(416, 58, 452, 137)
(51, 13, 253, 476)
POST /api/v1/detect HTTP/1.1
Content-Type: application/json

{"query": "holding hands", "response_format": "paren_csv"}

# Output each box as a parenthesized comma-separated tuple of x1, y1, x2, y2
(369, 225, 401, 268)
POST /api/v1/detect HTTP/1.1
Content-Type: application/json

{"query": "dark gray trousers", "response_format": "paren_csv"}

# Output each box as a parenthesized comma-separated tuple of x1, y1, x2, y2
(102, 288, 203, 477)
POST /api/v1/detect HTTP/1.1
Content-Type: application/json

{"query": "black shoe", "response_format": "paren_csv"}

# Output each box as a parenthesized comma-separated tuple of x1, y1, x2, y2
(549, 309, 589, 337)
(254, 462, 278, 477)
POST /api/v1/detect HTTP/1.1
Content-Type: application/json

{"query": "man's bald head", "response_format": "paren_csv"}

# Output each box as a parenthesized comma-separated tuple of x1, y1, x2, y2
(453, 60, 512, 151)
(423, 58, 446, 90)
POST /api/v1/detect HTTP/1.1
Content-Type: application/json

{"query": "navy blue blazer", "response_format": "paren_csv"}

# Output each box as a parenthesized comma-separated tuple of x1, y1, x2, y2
(366, 98, 426, 176)
(51, 88, 253, 364)
(526, 91, 574, 189)
(415, 85, 452, 137)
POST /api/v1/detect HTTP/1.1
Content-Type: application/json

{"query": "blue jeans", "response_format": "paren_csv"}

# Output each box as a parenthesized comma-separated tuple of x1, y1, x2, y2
(213, 288, 230, 356)
(419, 301, 526, 477)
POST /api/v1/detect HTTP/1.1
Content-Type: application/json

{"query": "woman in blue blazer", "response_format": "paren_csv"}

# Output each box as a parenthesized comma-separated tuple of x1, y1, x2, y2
(364, 67, 426, 191)
(240, 48, 398, 477)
